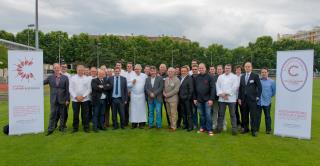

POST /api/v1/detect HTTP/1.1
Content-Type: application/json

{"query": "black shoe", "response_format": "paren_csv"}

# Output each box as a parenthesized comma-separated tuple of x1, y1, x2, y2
(113, 127, 119, 130)
(252, 132, 257, 137)
(84, 129, 90, 133)
(100, 127, 107, 131)
(121, 127, 125, 129)
(60, 128, 67, 133)
(93, 129, 99, 133)
(266, 131, 271, 134)
(187, 128, 193, 132)
(72, 128, 79, 133)
(241, 128, 249, 134)
(46, 131, 53, 136)
(232, 131, 238, 135)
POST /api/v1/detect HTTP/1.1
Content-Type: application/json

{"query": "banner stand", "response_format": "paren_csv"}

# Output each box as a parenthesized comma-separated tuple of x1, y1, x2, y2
(8, 50, 44, 135)
(274, 50, 314, 140)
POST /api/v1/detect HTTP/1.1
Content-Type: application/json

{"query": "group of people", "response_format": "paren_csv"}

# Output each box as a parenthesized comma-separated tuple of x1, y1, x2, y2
(44, 60, 275, 137)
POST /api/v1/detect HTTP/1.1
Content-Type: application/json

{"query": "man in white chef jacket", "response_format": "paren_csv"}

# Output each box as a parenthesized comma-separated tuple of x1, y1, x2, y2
(129, 64, 147, 129)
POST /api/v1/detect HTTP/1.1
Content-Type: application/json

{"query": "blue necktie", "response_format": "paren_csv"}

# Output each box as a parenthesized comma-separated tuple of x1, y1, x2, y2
(115, 76, 119, 95)
(245, 73, 249, 85)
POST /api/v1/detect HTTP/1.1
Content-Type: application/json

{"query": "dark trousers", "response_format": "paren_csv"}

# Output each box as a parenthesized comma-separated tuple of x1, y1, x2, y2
(192, 104, 198, 129)
(72, 101, 90, 130)
(257, 104, 272, 132)
(112, 98, 125, 128)
(124, 96, 130, 126)
(242, 99, 259, 133)
(177, 102, 184, 128)
(217, 102, 237, 132)
(162, 98, 171, 127)
(48, 102, 65, 132)
(88, 101, 93, 122)
(104, 101, 112, 127)
(180, 99, 193, 129)
(93, 99, 106, 130)
(235, 101, 242, 126)
(55, 103, 68, 128)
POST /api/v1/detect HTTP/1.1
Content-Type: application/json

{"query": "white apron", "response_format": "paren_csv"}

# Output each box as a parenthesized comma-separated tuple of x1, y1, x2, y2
(129, 73, 147, 123)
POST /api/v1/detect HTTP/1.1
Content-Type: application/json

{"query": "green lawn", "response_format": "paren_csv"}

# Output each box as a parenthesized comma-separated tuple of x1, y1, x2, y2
(0, 80, 319, 166)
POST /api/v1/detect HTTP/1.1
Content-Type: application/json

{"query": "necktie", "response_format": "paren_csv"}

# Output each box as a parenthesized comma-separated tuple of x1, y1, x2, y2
(245, 73, 249, 85)
(115, 76, 119, 95)
(55, 76, 60, 86)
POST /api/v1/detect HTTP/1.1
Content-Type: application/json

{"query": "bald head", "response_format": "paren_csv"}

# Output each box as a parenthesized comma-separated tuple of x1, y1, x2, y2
(199, 63, 206, 74)
(159, 64, 167, 75)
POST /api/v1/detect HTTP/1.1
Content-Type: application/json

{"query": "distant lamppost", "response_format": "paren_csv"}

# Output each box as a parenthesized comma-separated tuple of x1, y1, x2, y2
(58, 33, 63, 64)
(171, 49, 179, 67)
(96, 43, 102, 67)
(27, 24, 35, 50)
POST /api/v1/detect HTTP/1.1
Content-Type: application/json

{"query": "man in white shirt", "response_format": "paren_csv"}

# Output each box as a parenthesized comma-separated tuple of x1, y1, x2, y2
(69, 65, 92, 133)
(215, 64, 239, 135)
(124, 62, 135, 126)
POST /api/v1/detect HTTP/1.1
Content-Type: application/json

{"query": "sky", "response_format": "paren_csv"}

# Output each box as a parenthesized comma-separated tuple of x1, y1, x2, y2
(1, 0, 320, 48)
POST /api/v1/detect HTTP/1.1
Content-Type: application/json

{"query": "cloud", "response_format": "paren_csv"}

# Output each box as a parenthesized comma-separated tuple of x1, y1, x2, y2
(1, 0, 320, 48)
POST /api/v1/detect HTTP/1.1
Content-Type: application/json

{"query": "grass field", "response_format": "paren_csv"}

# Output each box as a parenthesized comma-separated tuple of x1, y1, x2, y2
(0, 79, 319, 166)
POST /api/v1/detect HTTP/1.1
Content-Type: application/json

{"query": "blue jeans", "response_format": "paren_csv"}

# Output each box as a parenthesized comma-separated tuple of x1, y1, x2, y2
(197, 102, 213, 132)
(257, 104, 272, 132)
(148, 99, 162, 128)
(93, 99, 106, 130)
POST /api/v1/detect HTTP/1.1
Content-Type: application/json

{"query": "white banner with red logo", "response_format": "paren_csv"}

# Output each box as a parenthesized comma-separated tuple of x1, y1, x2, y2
(8, 50, 44, 135)
(275, 50, 314, 139)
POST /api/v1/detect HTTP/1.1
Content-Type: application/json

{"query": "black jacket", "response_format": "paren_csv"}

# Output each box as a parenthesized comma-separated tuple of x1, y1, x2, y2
(91, 78, 112, 106)
(238, 72, 262, 102)
(179, 75, 194, 101)
(193, 73, 216, 103)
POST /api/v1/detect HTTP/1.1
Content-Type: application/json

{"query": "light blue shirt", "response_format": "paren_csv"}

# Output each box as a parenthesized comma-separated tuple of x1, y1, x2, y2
(258, 77, 276, 106)
(112, 76, 122, 98)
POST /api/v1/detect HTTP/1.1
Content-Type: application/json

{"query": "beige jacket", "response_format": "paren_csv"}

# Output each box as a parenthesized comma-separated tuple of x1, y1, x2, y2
(164, 76, 180, 103)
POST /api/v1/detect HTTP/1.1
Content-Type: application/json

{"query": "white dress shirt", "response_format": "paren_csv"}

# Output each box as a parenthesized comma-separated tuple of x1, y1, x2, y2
(216, 73, 239, 102)
(151, 77, 155, 88)
(69, 74, 92, 102)
(125, 70, 136, 92)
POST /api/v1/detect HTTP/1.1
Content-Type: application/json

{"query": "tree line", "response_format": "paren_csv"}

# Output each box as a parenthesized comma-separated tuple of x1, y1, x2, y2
(0, 29, 319, 70)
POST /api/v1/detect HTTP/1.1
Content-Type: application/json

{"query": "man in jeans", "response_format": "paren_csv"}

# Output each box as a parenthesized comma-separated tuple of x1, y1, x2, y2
(193, 63, 216, 136)
(215, 64, 239, 135)
(145, 66, 164, 128)
(257, 67, 276, 134)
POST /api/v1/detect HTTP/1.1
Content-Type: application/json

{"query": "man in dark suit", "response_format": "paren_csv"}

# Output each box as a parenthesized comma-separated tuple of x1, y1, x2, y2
(108, 67, 128, 129)
(179, 65, 194, 131)
(91, 69, 112, 132)
(238, 62, 262, 137)
(145, 66, 164, 128)
(44, 63, 70, 136)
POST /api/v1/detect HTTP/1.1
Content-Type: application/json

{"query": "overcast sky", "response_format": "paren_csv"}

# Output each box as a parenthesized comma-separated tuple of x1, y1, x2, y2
(1, 0, 320, 48)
